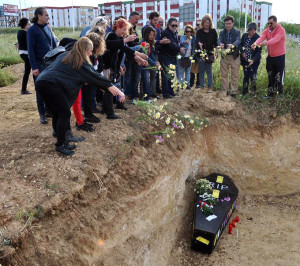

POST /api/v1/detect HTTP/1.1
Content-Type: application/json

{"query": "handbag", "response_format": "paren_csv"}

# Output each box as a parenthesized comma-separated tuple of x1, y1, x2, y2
(205, 54, 215, 64)
(180, 57, 191, 68)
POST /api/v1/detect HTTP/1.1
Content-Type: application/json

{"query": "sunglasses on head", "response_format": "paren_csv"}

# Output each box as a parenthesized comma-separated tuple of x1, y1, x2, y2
(171, 24, 178, 28)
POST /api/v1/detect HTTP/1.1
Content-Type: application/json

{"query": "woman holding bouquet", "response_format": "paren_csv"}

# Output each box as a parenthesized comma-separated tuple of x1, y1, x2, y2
(240, 22, 261, 95)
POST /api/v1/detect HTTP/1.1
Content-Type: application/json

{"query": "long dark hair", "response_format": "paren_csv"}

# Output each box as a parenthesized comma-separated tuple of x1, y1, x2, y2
(143, 26, 156, 46)
(31, 7, 45, 23)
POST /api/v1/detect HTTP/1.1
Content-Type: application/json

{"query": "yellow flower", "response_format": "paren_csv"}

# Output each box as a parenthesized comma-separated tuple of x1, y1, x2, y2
(166, 117, 171, 124)
(189, 56, 193, 59)
(190, 119, 194, 124)
(166, 134, 170, 138)
(191, 60, 195, 63)
(155, 112, 161, 119)
(184, 114, 190, 118)
(144, 93, 147, 97)
(155, 140, 160, 144)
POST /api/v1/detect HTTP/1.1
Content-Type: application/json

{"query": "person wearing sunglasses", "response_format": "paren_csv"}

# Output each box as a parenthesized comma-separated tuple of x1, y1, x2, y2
(251, 15, 286, 98)
(177, 25, 196, 89)
(159, 17, 185, 98)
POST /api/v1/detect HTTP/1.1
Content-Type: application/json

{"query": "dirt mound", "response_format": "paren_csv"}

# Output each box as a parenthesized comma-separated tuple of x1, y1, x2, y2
(0, 68, 300, 265)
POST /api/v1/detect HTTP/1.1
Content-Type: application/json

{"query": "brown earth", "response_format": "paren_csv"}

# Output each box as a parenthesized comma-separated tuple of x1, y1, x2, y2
(0, 63, 300, 266)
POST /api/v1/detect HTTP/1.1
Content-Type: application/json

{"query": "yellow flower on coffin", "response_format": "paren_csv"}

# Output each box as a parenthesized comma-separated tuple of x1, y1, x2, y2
(191, 60, 195, 63)
(189, 56, 193, 59)
(242, 46, 245, 50)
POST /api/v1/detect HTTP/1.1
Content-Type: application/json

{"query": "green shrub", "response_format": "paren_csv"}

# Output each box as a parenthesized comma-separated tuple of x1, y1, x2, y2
(0, 64, 17, 87)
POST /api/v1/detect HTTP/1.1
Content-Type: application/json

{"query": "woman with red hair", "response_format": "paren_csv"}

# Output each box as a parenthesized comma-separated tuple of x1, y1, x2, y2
(102, 18, 148, 119)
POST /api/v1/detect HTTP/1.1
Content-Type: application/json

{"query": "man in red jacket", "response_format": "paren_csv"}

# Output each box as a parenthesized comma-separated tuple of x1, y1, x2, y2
(252, 15, 286, 97)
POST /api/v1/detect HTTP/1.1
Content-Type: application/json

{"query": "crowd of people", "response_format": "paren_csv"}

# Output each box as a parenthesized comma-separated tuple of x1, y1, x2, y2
(16, 7, 286, 155)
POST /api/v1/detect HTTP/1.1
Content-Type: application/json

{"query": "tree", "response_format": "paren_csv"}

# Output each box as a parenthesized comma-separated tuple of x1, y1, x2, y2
(218, 9, 252, 30)
(279, 22, 300, 36)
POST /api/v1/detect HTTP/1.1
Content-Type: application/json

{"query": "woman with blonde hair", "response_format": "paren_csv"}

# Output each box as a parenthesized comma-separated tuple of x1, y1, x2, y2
(177, 24, 196, 89)
(196, 14, 218, 90)
(35, 37, 124, 155)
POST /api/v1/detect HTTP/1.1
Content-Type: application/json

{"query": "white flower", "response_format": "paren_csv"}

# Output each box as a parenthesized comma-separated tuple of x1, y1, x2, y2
(166, 117, 171, 125)
(190, 119, 194, 124)
(156, 140, 160, 144)
(177, 55, 182, 59)
(166, 134, 170, 138)
(155, 112, 161, 119)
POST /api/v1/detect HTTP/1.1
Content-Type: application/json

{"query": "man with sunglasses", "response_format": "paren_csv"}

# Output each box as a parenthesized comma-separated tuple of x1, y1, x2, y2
(159, 17, 185, 98)
(252, 15, 286, 98)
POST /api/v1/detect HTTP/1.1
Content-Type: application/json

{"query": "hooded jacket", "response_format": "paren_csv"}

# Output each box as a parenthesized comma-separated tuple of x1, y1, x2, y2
(255, 23, 286, 57)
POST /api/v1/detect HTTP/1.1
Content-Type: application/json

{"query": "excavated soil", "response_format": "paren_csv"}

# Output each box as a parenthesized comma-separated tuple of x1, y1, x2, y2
(0, 64, 300, 266)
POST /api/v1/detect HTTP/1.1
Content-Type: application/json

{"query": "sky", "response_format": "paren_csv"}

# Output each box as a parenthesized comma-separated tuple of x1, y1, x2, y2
(3, 0, 300, 24)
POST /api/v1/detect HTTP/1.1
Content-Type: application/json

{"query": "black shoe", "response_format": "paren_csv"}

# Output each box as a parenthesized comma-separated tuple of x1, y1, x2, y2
(55, 144, 74, 156)
(230, 94, 237, 99)
(40, 114, 48, 124)
(75, 122, 94, 132)
(107, 114, 121, 119)
(163, 95, 172, 99)
(21, 90, 32, 95)
(65, 130, 85, 142)
(84, 114, 100, 123)
(116, 102, 127, 110)
(64, 141, 76, 150)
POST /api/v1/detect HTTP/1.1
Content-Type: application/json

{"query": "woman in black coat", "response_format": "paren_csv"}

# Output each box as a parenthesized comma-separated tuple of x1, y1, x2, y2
(240, 22, 262, 95)
(35, 37, 125, 155)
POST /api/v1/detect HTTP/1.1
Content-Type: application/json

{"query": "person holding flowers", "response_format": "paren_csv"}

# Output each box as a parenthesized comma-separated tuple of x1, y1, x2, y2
(177, 25, 195, 89)
(240, 22, 261, 95)
(140, 26, 160, 102)
(217, 15, 241, 98)
(159, 17, 185, 98)
(196, 14, 218, 91)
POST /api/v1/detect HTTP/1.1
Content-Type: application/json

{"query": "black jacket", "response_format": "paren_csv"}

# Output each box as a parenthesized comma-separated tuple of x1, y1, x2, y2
(218, 28, 241, 59)
(159, 27, 182, 57)
(36, 52, 113, 103)
(103, 31, 135, 75)
(196, 28, 218, 54)
(17, 30, 28, 51)
(240, 32, 262, 66)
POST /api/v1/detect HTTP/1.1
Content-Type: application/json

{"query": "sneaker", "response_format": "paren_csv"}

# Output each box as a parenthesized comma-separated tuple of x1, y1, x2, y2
(65, 130, 85, 142)
(21, 90, 32, 95)
(55, 143, 74, 156)
(84, 114, 100, 123)
(75, 122, 94, 132)
(107, 114, 121, 119)
(40, 114, 48, 124)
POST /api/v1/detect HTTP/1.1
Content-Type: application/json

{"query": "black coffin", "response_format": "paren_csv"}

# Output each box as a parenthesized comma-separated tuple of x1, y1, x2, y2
(191, 173, 239, 254)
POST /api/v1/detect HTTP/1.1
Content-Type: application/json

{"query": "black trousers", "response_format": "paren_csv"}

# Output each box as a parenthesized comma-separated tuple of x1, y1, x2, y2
(81, 84, 94, 117)
(20, 54, 31, 92)
(266, 54, 285, 96)
(102, 91, 114, 116)
(36, 80, 71, 146)
(242, 60, 260, 95)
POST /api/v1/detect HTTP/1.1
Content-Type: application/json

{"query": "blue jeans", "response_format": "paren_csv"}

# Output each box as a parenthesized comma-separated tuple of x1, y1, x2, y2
(123, 60, 141, 99)
(33, 62, 47, 115)
(160, 55, 177, 97)
(198, 59, 213, 88)
(177, 58, 191, 85)
(141, 68, 151, 100)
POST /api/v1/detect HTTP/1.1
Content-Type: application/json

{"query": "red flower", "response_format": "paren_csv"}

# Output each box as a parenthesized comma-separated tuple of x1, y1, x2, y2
(141, 42, 146, 47)
(156, 24, 160, 29)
